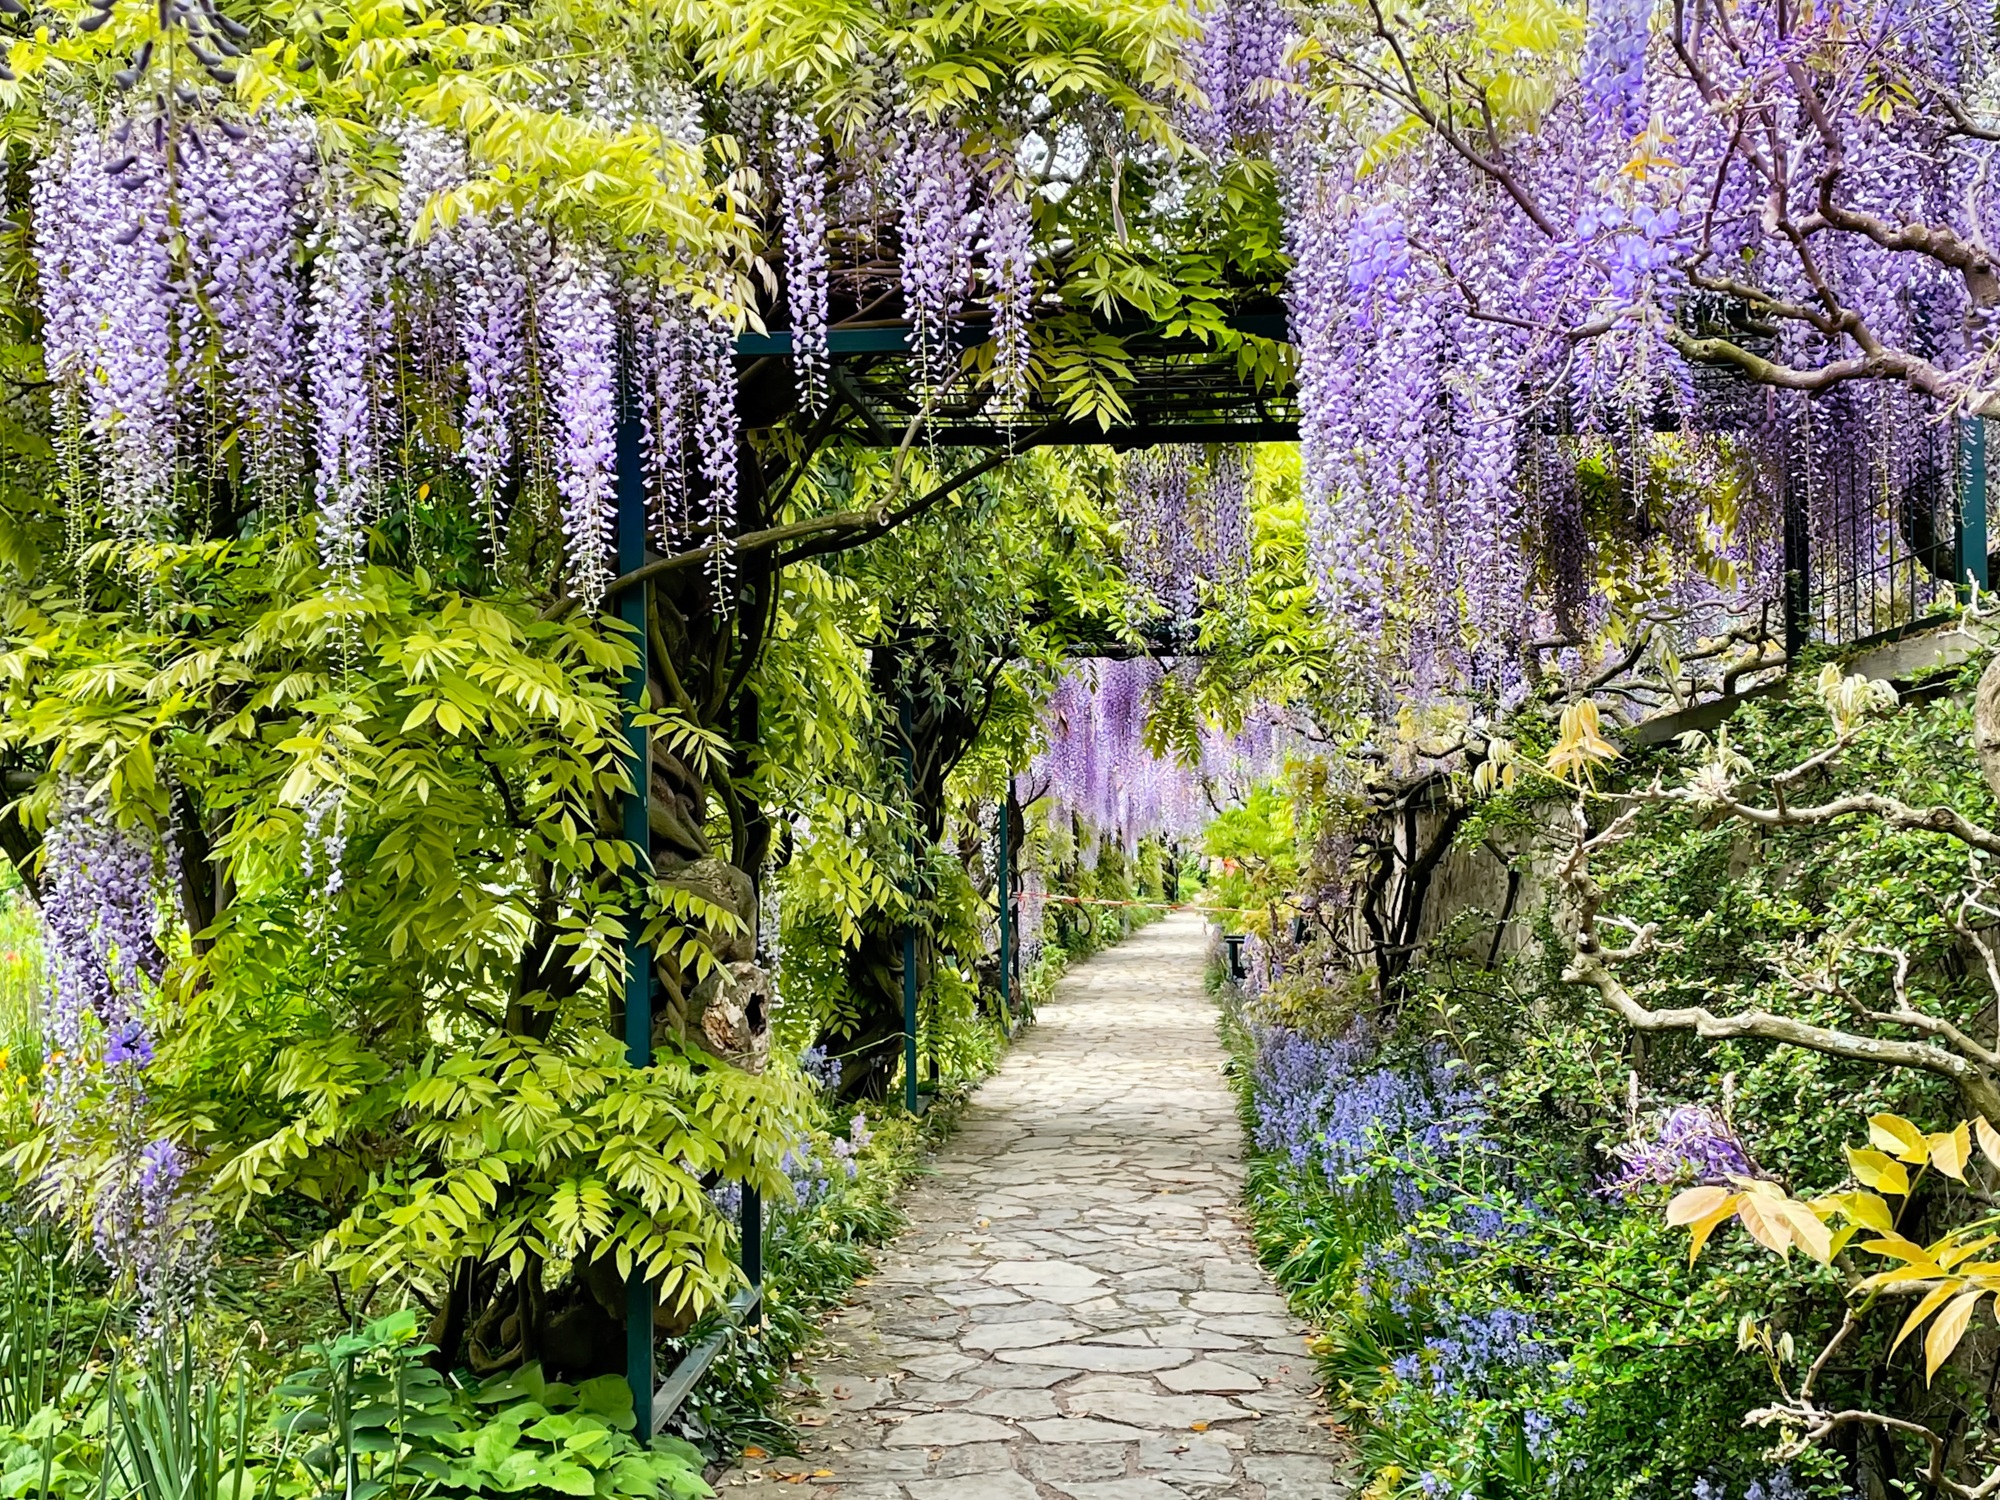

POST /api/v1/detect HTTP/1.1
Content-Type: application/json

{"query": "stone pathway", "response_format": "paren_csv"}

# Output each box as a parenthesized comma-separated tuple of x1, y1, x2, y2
(721, 910, 1356, 1500)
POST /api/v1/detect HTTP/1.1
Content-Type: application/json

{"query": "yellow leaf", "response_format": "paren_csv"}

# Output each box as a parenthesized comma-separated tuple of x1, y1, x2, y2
(1893, 1280, 1961, 1354)
(1976, 1117, 2000, 1170)
(1686, 1200, 1739, 1263)
(1930, 1123, 1973, 1180)
(1869, 1114, 1929, 1164)
(1776, 1199, 1834, 1263)
(1859, 1233, 1936, 1266)
(1667, 1185, 1733, 1226)
(1937, 1234, 1998, 1271)
(1845, 1146, 1910, 1196)
(1736, 1193, 1791, 1257)
(1835, 1192, 1894, 1233)
(1545, 698, 1623, 787)
(1926, 1289, 1986, 1382)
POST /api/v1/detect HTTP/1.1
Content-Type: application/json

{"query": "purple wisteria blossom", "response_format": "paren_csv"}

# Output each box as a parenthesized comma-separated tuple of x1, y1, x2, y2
(638, 286, 696, 547)
(800, 1042, 842, 1093)
(105, 1019, 153, 1069)
(1581, 0, 1651, 143)
(1030, 657, 1287, 851)
(1600, 1104, 1755, 1195)
(33, 121, 178, 537)
(184, 117, 314, 500)
(456, 221, 530, 546)
(635, 284, 742, 602)
(895, 116, 974, 405)
(982, 169, 1035, 409)
(540, 248, 620, 607)
(34, 790, 195, 1322)
(691, 311, 740, 602)
(1184, 0, 1302, 152)
(776, 107, 831, 416)
(309, 206, 392, 585)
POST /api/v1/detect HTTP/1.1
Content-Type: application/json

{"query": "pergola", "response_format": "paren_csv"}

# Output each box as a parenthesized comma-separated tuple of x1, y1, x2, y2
(618, 304, 1300, 1437)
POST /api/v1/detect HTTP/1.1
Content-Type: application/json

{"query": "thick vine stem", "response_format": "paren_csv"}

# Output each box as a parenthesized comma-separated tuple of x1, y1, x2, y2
(1975, 654, 2000, 805)
(1623, 773, 2000, 857)
(1555, 799, 2000, 1121)
(1742, 1403, 1997, 1500)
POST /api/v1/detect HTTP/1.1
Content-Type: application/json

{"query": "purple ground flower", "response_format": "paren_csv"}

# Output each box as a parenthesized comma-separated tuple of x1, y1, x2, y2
(800, 1042, 842, 1093)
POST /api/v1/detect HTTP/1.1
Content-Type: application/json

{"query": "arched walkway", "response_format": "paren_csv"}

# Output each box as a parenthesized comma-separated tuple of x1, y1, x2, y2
(722, 910, 1356, 1499)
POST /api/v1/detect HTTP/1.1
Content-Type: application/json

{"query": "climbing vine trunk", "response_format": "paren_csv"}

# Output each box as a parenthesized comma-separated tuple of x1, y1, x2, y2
(448, 436, 784, 1378)
(823, 627, 1003, 1098)
(1976, 655, 2000, 804)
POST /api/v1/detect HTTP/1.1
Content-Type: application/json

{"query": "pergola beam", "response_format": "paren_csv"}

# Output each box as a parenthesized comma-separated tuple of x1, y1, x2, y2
(736, 307, 1298, 450)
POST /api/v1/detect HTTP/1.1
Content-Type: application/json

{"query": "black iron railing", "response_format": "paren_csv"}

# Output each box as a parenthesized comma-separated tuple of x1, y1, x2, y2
(1788, 406, 1989, 651)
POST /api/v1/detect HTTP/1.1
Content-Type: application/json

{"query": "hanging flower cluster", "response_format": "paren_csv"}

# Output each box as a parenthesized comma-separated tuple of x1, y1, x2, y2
(1117, 446, 1254, 631)
(36, 790, 192, 1322)
(895, 115, 974, 406)
(188, 120, 315, 500)
(1184, 0, 1303, 153)
(541, 249, 621, 607)
(776, 107, 832, 416)
(1026, 657, 1283, 851)
(29, 111, 755, 609)
(455, 223, 531, 546)
(1600, 1104, 1755, 1196)
(34, 126, 181, 536)
(308, 207, 392, 586)
(691, 313, 741, 600)
(981, 168, 1036, 409)
(1220, 0, 2000, 700)
(634, 285, 743, 600)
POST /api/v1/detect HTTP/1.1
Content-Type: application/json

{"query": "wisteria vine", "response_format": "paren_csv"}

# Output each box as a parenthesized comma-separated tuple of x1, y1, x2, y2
(1200, 0, 2000, 701)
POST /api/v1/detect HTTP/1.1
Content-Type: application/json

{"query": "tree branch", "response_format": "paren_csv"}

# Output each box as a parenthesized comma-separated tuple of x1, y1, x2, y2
(775, 436, 1049, 569)
(1557, 799, 2000, 1117)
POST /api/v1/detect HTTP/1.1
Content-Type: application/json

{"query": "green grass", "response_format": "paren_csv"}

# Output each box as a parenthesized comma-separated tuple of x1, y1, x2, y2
(0, 864, 41, 1064)
(0, 884, 41, 1062)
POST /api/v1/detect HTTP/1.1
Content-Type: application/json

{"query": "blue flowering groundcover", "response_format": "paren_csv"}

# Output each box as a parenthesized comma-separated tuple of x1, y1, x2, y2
(1228, 1018, 1855, 1500)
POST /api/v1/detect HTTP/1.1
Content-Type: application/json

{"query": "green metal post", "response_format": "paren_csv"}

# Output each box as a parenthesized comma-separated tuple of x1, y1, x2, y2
(996, 796, 1011, 1029)
(900, 692, 918, 1113)
(1963, 417, 1990, 599)
(614, 403, 653, 1442)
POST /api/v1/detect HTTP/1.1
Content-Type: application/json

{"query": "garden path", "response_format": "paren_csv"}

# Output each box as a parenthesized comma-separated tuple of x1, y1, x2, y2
(719, 909, 1356, 1500)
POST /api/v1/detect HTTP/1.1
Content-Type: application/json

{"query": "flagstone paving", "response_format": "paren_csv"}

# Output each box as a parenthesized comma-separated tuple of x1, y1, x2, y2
(718, 910, 1357, 1500)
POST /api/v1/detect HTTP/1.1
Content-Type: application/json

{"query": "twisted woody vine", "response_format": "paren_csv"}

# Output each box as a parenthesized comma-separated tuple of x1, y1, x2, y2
(4, 0, 2000, 1492)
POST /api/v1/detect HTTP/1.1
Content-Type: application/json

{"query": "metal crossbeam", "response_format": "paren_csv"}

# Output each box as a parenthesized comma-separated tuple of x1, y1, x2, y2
(735, 312, 1288, 358)
(651, 1283, 764, 1434)
(739, 311, 1297, 448)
